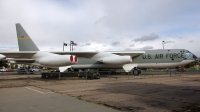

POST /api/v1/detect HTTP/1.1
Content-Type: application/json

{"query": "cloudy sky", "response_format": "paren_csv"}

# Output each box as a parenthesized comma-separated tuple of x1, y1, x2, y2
(0, 0, 200, 56)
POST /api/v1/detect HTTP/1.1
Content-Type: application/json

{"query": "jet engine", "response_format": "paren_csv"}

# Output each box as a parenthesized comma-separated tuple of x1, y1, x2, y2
(39, 55, 78, 67)
(101, 55, 132, 64)
(0, 54, 6, 60)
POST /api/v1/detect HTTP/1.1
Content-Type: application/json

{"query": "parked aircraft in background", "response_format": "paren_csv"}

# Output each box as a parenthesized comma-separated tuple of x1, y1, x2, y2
(0, 23, 78, 68)
(1, 23, 197, 75)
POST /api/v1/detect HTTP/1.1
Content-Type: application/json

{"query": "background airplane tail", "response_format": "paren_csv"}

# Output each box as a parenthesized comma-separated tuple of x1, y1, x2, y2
(16, 23, 40, 51)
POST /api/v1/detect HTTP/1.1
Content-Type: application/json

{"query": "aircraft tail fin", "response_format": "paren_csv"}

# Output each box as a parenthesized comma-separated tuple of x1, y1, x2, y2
(16, 23, 40, 51)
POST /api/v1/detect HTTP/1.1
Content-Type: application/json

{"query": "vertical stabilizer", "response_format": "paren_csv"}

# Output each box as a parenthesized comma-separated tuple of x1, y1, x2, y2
(16, 23, 39, 51)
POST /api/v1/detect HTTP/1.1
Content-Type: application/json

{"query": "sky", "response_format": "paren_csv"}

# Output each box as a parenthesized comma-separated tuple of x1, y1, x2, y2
(0, 0, 200, 56)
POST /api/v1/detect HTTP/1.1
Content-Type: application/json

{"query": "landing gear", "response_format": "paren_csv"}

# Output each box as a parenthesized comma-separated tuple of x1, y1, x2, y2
(133, 67, 141, 76)
(41, 73, 46, 79)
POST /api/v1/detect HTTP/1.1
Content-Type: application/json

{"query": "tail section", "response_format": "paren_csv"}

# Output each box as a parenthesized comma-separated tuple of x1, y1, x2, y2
(16, 23, 39, 51)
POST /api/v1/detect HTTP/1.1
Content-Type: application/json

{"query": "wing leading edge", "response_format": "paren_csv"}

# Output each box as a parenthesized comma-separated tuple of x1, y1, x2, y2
(51, 51, 145, 58)
(0, 51, 37, 58)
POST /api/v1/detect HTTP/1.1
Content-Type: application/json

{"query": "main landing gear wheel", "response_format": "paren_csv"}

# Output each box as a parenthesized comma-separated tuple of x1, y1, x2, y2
(133, 69, 141, 76)
(133, 69, 139, 75)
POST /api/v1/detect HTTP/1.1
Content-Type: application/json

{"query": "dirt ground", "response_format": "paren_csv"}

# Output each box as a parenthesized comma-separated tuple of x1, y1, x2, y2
(0, 73, 200, 112)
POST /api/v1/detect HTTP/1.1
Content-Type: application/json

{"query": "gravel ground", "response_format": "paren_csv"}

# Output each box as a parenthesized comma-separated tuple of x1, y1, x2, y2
(0, 74, 200, 112)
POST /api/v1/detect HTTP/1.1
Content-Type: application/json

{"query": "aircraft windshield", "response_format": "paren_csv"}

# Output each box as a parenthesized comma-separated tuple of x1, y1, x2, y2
(185, 50, 190, 53)
(185, 50, 197, 59)
(187, 50, 197, 59)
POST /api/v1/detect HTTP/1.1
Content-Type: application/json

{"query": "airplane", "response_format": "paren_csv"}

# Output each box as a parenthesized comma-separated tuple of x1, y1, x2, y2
(1, 23, 197, 76)
(0, 23, 78, 68)
(55, 49, 196, 75)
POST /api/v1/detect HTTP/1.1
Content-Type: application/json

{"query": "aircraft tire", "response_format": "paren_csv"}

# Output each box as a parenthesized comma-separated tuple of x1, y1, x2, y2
(138, 70, 141, 74)
(133, 69, 139, 76)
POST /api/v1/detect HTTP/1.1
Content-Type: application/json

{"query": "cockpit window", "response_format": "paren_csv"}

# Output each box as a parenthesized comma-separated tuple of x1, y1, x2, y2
(185, 50, 190, 53)
(193, 54, 197, 59)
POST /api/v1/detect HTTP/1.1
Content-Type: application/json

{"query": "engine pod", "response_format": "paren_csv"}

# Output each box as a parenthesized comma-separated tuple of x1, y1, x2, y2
(39, 55, 78, 67)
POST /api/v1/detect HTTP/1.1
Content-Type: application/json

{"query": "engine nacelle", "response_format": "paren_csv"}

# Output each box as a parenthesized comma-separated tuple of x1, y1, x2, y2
(39, 55, 78, 67)
(101, 55, 132, 64)
(0, 54, 6, 60)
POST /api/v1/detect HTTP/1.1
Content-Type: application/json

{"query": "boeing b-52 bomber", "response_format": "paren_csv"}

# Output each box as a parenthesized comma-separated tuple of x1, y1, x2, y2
(0, 23, 197, 77)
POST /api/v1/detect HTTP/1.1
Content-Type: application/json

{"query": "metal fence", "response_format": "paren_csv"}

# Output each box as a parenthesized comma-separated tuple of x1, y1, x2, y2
(0, 69, 200, 87)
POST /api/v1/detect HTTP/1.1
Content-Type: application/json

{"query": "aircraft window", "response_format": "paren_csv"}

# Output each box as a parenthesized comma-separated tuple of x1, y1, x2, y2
(185, 50, 190, 53)
(193, 54, 197, 59)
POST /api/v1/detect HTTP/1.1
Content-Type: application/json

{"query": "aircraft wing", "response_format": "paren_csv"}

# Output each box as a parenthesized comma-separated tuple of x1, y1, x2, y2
(51, 51, 145, 58)
(109, 51, 145, 57)
(0, 51, 37, 58)
(51, 51, 99, 58)
(3, 58, 35, 63)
